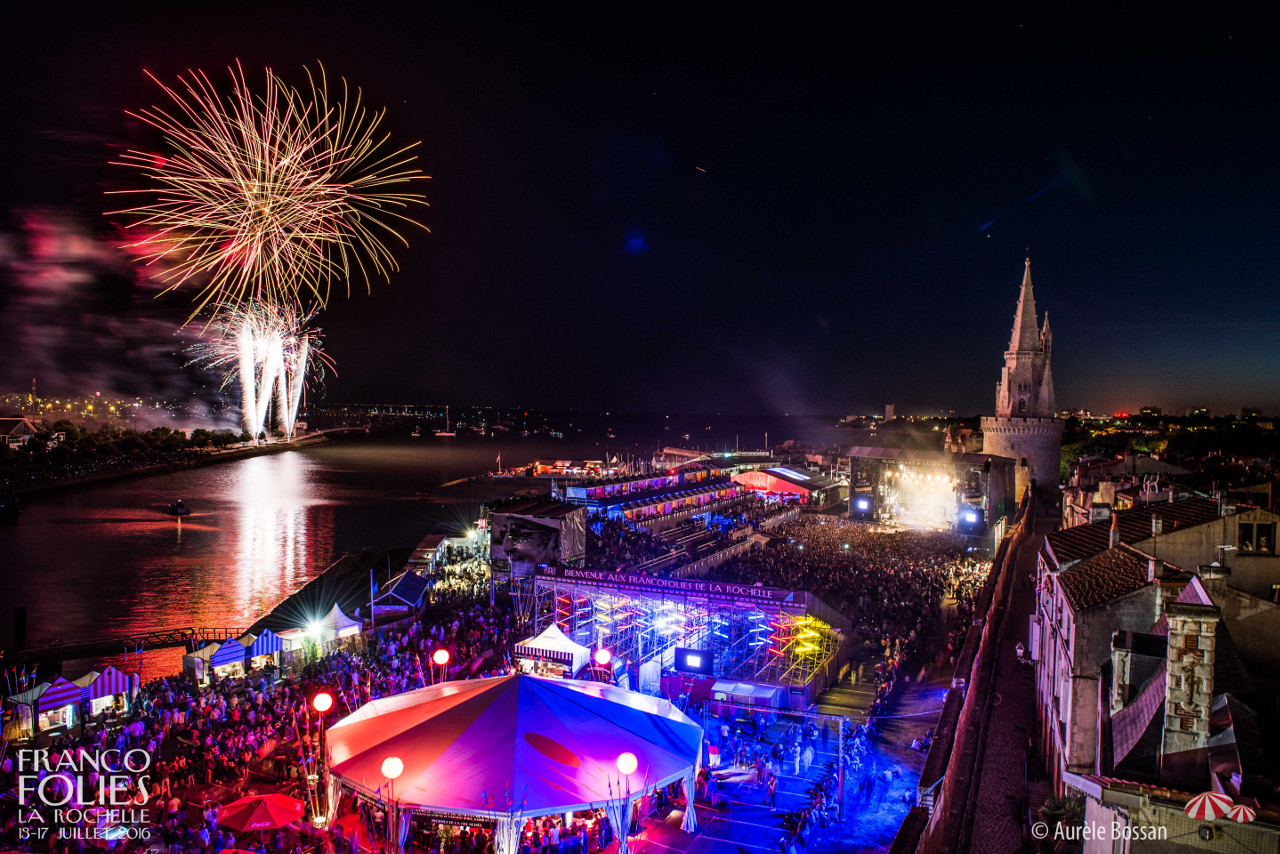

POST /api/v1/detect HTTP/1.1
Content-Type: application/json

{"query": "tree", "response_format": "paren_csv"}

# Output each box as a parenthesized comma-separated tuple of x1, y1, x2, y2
(1037, 796, 1084, 853)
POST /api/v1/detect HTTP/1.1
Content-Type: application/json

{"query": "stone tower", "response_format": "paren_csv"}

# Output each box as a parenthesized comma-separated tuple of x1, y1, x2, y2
(981, 258, 1064, 499)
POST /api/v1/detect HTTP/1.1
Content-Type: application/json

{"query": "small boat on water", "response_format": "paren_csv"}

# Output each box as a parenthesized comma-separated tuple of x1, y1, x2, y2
(435, 405, 456, 437)
(167, 499, 192, 517)
(411, 426, 422, 437)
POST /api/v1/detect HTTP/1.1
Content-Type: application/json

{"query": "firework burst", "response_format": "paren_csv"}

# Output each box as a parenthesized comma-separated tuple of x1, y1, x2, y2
(112, 62, 428, 314)
(189, 302, 332, 439)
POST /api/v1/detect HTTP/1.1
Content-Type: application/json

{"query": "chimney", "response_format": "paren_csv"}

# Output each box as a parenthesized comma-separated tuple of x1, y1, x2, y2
(1148, 558, 1158, 583)
(1161, 600, 1220, 769)
(1109, 513, 1120, 548)
(1111, 631, 1134, 714)
(1197, 563, 1232, 600)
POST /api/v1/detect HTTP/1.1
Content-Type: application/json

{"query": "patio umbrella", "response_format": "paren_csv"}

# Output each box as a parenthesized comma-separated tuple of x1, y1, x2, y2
(1184, 791, 1233, 821)
(1227, 804, 1256, 823)
(218, 794, 305, 832)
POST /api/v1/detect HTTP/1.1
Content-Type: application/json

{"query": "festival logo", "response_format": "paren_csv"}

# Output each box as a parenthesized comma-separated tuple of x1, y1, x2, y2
(13, 747, 155, 844)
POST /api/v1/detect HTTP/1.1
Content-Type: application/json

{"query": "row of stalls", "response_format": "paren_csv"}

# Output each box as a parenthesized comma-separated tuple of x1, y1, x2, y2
(182, 604, 362, 685)
(3, 666, 138, 739)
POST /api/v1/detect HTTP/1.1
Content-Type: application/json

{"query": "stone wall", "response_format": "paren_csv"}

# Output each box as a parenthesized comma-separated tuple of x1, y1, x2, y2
(982, 416, 1064, 498)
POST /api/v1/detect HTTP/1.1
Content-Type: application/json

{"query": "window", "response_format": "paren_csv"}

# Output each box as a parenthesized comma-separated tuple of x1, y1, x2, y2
(1239, 522, 1277, 555)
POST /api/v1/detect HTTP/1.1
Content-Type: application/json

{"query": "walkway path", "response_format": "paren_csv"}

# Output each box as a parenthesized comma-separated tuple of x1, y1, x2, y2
(962, 500, 1055, 853)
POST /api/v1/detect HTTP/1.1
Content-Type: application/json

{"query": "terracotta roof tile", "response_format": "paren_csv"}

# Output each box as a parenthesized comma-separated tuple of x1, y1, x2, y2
(1056, 545, 1172, 611)
(1046, 497, 1224, 566)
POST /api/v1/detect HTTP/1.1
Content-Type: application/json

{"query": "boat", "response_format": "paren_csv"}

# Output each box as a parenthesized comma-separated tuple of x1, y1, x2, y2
(167, 499, 192, 517)
(411, 426, 422, 438)
(434, 406, 456, 437)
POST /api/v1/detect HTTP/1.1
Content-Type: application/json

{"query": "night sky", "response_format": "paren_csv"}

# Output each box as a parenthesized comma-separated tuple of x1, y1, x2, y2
(2, 6, 1278, 416)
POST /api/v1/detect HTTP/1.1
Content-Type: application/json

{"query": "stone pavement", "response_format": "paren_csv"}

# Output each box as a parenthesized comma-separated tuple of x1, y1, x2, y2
(963, 500, 1056, 853)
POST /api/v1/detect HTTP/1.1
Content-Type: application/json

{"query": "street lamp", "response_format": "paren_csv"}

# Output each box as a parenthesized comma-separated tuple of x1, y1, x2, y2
(382, 756, 404, 854)
(305, 691, 335, 824)
(432, 648, 450, 684)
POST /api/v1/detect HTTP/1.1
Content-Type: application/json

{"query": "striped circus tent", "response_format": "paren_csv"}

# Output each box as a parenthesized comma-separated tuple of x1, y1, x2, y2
(1227, 804, 1256, 823)
(1184, 791, 1233, 821)
(240, 628, 284, 659)
(72, 671, 100, 699)
(38, 677, 82, 714)
(209, 638, 246, 668)
(82, 666, 133, 702)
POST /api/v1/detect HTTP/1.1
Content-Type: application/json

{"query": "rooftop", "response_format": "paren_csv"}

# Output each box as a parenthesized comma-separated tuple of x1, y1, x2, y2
(845, 445, 1012, 468)
(1055, 544, 1177, 611)
(1045, 496, 1225, 566)
(491, 499, 583, 519)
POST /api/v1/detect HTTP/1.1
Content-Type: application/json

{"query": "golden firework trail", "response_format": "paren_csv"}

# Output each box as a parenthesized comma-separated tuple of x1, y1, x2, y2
(112, 62, 428, 314)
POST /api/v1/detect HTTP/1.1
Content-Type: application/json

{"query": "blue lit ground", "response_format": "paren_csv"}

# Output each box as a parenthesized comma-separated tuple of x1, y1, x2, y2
(630, 666, 950, 854)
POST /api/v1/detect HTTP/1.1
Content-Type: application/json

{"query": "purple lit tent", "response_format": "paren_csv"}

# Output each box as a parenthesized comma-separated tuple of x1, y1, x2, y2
(79, 666, 135, 714)
(239, 628, 284, 668)
(325, 675, 703, 854)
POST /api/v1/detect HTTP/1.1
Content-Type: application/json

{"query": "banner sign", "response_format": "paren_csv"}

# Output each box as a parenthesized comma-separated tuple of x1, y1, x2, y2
(534, 565, 800, 607)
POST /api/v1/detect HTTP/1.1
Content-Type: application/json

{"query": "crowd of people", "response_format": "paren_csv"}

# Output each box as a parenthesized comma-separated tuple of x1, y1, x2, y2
(2, 503, 991, 854)
(584, 516, 671, 571)
(0, 593, 526, 854)
(709, 517, 989, 641)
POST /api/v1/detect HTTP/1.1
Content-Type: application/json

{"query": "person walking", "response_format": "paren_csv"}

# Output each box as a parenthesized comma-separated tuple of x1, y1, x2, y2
(766, 776, 778, 811)
(792, 743, 801, 776)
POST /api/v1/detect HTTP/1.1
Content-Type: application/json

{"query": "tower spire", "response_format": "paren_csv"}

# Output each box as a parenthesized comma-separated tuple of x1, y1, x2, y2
(1008, 256, 1040, 351)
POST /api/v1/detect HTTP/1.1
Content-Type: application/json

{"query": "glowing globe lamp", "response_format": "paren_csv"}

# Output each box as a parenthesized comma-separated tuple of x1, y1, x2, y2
(594, 648, 612, 666)
(432, 649, 451, 666)
(312, 692, 333, 713)
(616, 752, 638, 776)
(381, 756, 404, 780)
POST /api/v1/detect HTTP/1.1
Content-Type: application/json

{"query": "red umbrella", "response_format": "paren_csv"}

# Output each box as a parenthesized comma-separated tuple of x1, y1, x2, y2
(1227, 804, 1257, 823)
(218, 794, 306, 832)
(1184, 791, 1233, 821)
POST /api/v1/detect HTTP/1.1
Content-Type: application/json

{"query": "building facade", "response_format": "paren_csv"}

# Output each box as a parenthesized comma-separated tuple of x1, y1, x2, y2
(981, 259, 1064, 499)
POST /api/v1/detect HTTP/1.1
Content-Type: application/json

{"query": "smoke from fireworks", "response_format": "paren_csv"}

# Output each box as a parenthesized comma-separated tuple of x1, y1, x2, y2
(111, 62, 429, 315)
(188, 302, 331, 439)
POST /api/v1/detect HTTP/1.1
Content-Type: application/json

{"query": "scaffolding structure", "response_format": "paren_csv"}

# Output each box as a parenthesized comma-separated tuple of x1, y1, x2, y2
(516, 575, 844, 689)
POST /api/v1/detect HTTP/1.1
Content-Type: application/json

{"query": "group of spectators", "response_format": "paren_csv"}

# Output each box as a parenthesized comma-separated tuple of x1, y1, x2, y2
(1, 507, 993, 854)
(0, 591, 526, 854)
(584, 516, 671, 571)
(709, 517, 989, 641)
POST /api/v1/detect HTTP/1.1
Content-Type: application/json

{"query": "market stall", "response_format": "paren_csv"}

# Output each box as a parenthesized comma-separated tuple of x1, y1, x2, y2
(513, 622, 591, 678)
(78, 665, 136, 715)
(238, 627, 285, 670)
(182, 638, 240, 684)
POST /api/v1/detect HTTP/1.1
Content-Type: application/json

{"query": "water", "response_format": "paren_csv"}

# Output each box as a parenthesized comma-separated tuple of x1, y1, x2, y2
(0, 413, 846, 679)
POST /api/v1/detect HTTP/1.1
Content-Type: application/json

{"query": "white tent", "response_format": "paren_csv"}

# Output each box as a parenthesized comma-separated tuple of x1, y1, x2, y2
(326, 675, 703, 854)
(513, 622, 591, 676)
